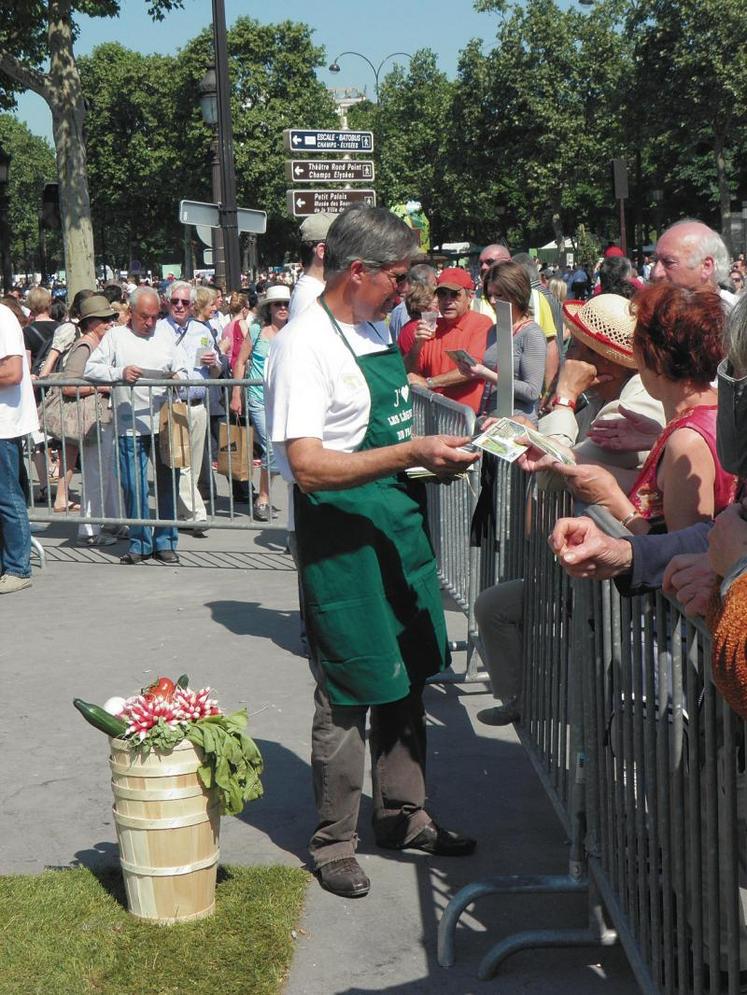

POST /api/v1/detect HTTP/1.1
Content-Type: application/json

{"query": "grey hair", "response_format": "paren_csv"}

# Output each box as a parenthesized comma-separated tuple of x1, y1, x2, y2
(168, 280, 194, 302)
(407, 262, 437, 287)
(324, 206, 419, 278)
(667, 219, 730, 284)
(129, 286, 160, 309)
(725, 293, 747, 375)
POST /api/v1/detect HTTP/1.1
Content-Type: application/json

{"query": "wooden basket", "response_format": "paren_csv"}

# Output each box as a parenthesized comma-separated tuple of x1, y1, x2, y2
(109, 737, 220, 924)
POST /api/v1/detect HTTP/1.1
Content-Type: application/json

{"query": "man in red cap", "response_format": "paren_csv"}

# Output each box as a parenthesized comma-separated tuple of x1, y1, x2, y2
(405, 267, 492, 412)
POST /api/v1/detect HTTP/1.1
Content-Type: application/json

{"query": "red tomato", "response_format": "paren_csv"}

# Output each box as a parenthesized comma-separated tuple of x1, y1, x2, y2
(143, 676, 176, 700)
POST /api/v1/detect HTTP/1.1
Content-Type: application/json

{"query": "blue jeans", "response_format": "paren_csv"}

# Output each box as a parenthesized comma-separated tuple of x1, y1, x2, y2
(117, 433, 179, 556)
(246, 392, 278, 475)
(0, 436, 31, 578)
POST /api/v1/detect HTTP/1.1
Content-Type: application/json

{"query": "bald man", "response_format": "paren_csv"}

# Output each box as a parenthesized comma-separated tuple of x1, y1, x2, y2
(652, 219, 736, 307)
(473, 243, 511, 317)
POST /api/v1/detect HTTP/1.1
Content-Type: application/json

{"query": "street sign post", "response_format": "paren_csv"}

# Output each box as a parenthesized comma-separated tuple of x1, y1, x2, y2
(286, 189, 376, 217)
(285, 160, 375, 184)
(283, 129, 374, 154)
(179, 199, 267, 234)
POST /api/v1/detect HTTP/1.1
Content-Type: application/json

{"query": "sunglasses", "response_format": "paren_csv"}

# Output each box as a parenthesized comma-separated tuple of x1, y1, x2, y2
(170, 298, 190, 306)
(271, 301, 289, 307)
(436, 288, 464, 299)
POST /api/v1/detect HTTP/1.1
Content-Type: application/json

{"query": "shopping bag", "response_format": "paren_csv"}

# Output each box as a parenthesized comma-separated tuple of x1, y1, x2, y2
(158, 399, 191, 469)
(217, 417, 252, 481)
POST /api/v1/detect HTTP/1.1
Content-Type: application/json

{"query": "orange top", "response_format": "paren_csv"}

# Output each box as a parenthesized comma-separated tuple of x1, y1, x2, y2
(412, 310, 492, 412)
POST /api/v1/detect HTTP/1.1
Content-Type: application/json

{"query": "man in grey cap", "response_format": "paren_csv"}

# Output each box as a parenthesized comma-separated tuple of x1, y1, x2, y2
(289, 212, 336, 320)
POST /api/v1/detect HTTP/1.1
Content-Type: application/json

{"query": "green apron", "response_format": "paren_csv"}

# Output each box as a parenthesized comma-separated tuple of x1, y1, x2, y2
(294, 302, 450, 707)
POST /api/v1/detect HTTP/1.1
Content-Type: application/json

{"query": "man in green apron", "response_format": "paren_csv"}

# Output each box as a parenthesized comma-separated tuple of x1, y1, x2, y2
(265, 207, 480, 899)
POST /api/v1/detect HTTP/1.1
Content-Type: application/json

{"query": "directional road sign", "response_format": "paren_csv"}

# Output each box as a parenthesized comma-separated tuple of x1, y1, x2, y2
(179, 199, 267, 234)
(286, 189, 376, 217)
(283, 129, 374, 154)
(285, 159, 375, 184)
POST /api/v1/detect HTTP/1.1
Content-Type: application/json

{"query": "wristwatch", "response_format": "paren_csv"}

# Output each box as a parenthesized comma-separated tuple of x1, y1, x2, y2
(426, 377, 434, 389)
(551, 395, 577, 411)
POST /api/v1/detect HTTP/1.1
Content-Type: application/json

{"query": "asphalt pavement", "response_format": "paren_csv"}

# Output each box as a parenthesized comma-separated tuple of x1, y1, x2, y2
(1, 504, 638, 994)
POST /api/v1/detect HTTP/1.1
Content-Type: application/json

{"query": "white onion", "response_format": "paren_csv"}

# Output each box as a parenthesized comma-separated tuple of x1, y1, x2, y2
(103, 696, 127, 716)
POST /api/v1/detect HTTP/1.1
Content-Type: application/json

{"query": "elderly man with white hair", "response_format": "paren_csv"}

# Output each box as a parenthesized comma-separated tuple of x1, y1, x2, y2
(85, 286, 190, 564)
(652, 219, 736, 307)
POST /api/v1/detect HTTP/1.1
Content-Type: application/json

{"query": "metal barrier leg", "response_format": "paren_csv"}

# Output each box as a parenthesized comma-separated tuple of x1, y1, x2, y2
(437, 873, 595, 970)
(30, 536, 45, 570)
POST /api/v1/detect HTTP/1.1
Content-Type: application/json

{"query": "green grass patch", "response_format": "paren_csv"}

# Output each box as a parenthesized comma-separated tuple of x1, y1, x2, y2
(0, 864, 309, 995)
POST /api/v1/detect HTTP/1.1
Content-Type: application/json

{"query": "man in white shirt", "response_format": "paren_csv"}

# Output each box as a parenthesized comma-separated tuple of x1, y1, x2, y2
(155, 282, 223, 534)
(0, 302, 39, 593)
(85, 287, 189, 564)
(266, 206, 479, 900)
(287, 212, 336, 320)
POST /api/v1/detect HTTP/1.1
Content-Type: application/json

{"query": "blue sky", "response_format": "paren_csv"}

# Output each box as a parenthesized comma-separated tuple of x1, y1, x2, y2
(14, 0, 504, 142)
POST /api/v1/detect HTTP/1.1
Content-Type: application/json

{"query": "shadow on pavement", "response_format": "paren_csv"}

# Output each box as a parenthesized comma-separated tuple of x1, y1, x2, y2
(237, 737, 315, 865)
(205, 598, 305, 656)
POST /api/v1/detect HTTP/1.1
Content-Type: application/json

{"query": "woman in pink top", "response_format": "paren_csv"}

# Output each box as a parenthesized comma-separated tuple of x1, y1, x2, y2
(539, 283, 736, 533)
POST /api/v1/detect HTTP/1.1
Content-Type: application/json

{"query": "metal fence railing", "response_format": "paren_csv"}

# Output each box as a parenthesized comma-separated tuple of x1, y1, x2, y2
(28, 376, 281, 532)
(435, 458, 747, 994)
(411, 386, 483, 680)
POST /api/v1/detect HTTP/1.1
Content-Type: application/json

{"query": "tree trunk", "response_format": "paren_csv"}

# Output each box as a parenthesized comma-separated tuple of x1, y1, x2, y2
(47, 2, 95, 299)
(714, 133, 733, 255)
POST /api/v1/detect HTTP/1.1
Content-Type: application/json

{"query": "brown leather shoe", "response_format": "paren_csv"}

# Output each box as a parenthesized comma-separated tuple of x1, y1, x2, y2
(379, 822, 477, 856)
(317, 857, 370, 898)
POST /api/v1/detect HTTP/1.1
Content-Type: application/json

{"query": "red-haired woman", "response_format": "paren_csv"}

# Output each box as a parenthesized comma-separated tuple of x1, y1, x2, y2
(540, 284, 737, 533)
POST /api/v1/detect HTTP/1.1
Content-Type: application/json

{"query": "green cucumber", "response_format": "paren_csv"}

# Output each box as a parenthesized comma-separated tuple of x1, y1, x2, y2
(176, 674, 189, 688)
(73, 698, 128, 738)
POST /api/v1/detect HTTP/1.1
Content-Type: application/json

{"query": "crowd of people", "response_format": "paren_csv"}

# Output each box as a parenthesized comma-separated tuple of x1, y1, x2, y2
(2, 205, 747, 911)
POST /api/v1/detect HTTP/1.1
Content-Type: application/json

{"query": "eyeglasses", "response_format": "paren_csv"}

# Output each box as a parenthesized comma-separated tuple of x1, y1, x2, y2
(435, 288, 464, 300)
(366, 265, 408, 288)
(170, 298, 190, 306)
(271, 301, 289, 307)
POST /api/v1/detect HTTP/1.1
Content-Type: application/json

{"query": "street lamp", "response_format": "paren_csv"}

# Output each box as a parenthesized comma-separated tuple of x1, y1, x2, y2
(328, 51, 413, 103)
(0, 145, 12, 293)
(198, 63, 225, 286)
(205, 0, 241, 292)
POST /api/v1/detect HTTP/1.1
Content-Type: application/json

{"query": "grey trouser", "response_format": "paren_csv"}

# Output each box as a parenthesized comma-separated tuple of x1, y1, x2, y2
(308, 663, 431, 870)
(474, 579, 524, 702)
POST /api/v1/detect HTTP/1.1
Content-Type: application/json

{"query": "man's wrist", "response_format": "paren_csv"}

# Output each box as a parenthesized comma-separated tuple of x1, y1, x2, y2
(551, 394, 577, 411)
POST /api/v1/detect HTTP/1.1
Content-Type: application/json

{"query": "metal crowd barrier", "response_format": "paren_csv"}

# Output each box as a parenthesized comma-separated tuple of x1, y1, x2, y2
(27, 376, 281, 531)
(411, 386, 482, 679)
(438, 458, 747, 994)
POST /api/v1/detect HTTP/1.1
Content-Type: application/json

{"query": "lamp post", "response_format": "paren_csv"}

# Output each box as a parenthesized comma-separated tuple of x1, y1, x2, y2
(199, 0, 241, 292)
(328, 50, 413, 104)
(198, 63, 226, 286)
(0, 145, 12, 293)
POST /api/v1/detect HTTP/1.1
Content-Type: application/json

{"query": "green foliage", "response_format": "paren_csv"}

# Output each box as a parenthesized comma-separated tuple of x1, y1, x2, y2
(348, 51, 453, 243)
(186, 709, 264, 816)
(0, 113, 60, 272)
(0, 864, 308, 995)
(79, 18, 338, 270)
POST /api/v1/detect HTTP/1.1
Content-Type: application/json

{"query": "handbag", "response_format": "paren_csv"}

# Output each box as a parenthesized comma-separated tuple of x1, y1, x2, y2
(38, 384, 100, 443)
(158, 398, 192, 469)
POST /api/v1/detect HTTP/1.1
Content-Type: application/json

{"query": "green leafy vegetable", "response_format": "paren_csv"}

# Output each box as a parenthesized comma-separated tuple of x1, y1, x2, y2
(186, 710, 264, 816)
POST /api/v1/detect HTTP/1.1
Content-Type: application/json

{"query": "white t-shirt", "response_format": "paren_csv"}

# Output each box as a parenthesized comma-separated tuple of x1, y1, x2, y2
(288, 273, 325, 321)
(0, 303, 39, 438)
(265, 301, 392, 484)
(85, 323, 189, 435)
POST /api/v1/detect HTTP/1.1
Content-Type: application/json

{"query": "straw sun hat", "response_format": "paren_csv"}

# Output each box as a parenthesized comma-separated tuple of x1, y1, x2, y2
(562, 293, 637, 369)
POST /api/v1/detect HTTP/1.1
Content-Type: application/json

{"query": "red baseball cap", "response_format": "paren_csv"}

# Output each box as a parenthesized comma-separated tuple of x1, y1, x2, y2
(437, 267, 474, 291)
(603, 245, 625, 258)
